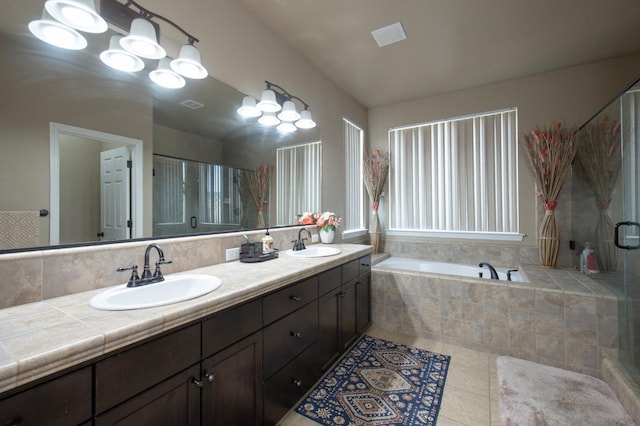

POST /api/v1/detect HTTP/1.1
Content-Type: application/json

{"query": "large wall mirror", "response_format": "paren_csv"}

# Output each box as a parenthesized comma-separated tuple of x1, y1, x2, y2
(0, 0, 321, 252)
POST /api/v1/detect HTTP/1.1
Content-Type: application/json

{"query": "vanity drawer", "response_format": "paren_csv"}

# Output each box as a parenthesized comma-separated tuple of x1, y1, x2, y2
(263, 276, 318, 325)
(342, 258, 360, 283)
(319, 266, 341, 296)
(263, 342, 320, 426)
(202, 298, 262, 357)
(263, 300, 318, 378)
(95, 323, 200, 414)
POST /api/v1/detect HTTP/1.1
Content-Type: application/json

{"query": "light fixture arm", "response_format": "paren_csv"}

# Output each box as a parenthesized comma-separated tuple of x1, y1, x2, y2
(265, 80, 310, 110)
(123, 0, 200, 44)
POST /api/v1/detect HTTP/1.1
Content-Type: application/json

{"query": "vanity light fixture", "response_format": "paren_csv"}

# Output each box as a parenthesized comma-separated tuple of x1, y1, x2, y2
(119, 17, 166, 60)
(28, 8, 88, 50)
(100, 35, 145, 72)
(237, 81, 316, 132)
(170, 43, 208, 79)
(44, 0, 108, 34)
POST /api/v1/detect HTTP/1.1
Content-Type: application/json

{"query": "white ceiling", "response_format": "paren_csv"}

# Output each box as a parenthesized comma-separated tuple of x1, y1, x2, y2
(237, 0, 640, 108)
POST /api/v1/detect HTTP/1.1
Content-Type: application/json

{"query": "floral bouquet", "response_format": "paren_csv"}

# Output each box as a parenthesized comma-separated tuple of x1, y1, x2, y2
(294, 212, 318, 225)
(316, 211, 342, 231)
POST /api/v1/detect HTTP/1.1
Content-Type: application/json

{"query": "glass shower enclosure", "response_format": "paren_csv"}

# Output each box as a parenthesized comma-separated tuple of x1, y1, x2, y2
(572, 78, 640, 385)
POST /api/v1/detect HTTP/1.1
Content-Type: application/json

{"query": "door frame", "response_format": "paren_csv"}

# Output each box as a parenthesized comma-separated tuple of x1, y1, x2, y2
(50, 122, 143, 245)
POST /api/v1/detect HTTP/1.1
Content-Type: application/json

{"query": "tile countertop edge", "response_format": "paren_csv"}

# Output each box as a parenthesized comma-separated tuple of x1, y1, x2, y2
(0, 243, 371, 395)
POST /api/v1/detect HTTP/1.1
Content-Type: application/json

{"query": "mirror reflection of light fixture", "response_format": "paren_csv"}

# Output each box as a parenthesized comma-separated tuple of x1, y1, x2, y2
(28, 8, 88, 50)
(120, 17, 166, 59)
(150, 58, 186, 89)
(44, 0, 108, 33)
(238, 81, 316, 132)
(170, 43, 208, 79)
(100, 35, 145, 72)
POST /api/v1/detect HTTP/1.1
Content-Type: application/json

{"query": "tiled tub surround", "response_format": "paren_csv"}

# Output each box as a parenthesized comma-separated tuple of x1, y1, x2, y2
(0, 226, 331, 309)
(372, 261, 619, 378)
(0, 242, 371, 395)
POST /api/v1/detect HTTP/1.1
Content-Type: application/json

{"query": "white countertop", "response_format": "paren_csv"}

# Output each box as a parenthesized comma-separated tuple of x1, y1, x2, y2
(0, 243, 371, 395)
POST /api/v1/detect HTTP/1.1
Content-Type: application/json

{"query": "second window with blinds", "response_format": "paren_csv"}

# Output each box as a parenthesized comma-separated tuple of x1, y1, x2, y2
(388, 108, 522, 240)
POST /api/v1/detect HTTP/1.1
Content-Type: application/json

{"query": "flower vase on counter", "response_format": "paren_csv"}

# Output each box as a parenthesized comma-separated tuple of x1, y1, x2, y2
(319, 228, 335, 244)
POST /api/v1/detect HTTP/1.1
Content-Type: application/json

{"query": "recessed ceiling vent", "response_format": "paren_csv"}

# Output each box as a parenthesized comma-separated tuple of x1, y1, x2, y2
(180, 99, 205, 110)
(371, 22, 407, 47)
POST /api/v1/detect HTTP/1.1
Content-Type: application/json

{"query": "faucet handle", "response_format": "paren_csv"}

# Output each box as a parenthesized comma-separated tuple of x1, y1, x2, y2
(153, 260, 172, 280)
(117, 265, 140, 286)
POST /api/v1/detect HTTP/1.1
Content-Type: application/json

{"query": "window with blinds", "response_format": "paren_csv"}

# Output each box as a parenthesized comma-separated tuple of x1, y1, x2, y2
(276, 141, 322, 225)
(199, 164, 241, 225)
(153, 156, 186, 224)
(343, 118, 365, 234)
(388, 108, 520, 239)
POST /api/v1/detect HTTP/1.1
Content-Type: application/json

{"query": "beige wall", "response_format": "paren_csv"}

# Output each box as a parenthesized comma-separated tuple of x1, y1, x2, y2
(369, 52, 640, 266)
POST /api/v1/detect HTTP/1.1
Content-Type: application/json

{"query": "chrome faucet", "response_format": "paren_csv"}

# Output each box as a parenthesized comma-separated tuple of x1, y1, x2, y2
(292, 227, 312, 251)
(479, 262, 499, 280)
(118, 243, 172, 287)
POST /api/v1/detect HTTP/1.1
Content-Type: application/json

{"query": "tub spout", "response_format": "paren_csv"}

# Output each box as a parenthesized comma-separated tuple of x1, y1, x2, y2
(479, 262, 499, 280)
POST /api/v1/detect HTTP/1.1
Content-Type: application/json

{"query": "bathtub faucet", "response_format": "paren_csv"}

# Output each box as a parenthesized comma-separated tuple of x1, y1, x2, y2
(479, 262, 499, 280)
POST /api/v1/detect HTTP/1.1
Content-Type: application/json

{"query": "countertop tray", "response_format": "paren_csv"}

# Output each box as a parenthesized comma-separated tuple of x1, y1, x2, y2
(240, 249, 279, 263)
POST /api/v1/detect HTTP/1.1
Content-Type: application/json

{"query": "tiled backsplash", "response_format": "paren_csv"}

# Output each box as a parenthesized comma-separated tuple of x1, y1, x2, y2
(0, 227, 309, 309)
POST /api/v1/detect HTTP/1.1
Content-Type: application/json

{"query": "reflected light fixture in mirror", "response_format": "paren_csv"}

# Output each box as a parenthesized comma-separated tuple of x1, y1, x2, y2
(28, 9, 88, 50)
(238, 80, 316, 132)
(170, 43, 208, 79)
(150, 57, 186, 89)
(45, 0, 108, 33)
(100, 35, 145, 72)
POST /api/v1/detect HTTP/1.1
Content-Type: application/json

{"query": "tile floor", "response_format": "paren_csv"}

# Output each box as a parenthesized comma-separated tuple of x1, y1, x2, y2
(279, 324, 501, 425)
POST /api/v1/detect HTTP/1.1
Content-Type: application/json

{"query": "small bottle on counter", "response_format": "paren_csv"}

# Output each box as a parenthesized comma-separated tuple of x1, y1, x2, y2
(262, 229, 274, 253)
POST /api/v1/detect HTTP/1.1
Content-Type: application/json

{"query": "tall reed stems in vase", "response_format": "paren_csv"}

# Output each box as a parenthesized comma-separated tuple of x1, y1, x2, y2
(523, 122, 578, 268)
(363, 149, 389, 254)
(576, 116, 621, 272)
(247, 164, 272, 228)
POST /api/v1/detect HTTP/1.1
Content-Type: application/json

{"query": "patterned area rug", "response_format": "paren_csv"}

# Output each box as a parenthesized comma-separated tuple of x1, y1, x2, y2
(296, 335, 450, 425)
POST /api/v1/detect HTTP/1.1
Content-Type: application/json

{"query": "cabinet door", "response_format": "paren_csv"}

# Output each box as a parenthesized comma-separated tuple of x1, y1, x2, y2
(341, 279, 358, 350)
(0, 367, 91, 426)
(202, 331, 263, 426)
(356, 272, 371, 334)
(95, 364, 201, 426)
(318, 288, 340, 371)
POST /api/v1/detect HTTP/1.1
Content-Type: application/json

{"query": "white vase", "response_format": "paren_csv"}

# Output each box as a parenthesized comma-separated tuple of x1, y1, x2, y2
(319, 228, 335, 244)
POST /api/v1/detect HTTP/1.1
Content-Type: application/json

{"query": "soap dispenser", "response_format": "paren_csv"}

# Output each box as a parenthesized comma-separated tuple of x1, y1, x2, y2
(262, 229, 274, 253)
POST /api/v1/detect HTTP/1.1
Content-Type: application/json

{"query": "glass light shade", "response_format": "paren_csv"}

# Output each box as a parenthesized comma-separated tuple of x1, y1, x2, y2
(237, 96, 261, 118)
(256, 89, 281, 112)
(170, 44, 208, 79)
(28, 9, 87, 50)
(150, 58, 185, 89)
(45, 0, 107, 33)
(120, 18, 166, 59)
(277, 100, 300, 122)
(100, 35, 145, 72)
(258, 111, 280, 126)
(277, 122, 297, 133)
(295, 109, 316, 129)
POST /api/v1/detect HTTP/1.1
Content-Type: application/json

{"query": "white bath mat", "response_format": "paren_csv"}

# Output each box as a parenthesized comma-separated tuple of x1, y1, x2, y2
(497, 356, 634, 425)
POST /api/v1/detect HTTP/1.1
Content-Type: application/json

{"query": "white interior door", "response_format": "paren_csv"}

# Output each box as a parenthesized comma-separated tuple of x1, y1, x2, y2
(100, 146, 130, 241)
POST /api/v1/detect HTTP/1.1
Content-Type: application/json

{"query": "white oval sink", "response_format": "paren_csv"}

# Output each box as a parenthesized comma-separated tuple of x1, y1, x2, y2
(285, 246, 342, 258)
(89, 274, 222, 311)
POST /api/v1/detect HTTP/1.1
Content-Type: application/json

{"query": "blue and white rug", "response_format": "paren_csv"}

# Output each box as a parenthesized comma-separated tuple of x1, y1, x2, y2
(296, 335, 450, 425)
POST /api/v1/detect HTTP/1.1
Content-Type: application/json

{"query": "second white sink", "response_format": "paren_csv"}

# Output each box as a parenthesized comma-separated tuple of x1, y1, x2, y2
(285, 246, 342, 258)
(89, 274, 222, 311)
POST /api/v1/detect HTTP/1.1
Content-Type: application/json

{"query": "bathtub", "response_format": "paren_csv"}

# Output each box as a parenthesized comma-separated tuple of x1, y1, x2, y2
(374, 256, 524, 282)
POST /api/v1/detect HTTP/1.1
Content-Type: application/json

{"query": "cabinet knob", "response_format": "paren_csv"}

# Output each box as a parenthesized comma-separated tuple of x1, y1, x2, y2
(192, 377, 204, 388)
(205, 372, 215, 383)
(339, 291, 346, 298)
(290, 331, 302, 339)
(290, 295, 302, 302)
(291, 378, 303, 387)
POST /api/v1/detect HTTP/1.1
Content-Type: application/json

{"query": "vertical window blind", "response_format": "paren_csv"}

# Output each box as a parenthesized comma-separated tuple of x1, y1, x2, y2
(276, 141, 322, 225)
(389, 109, 519, 235)
(344, 118, 365, 233)
(199, 164, 241, 225)
(153, 156, 186, 224)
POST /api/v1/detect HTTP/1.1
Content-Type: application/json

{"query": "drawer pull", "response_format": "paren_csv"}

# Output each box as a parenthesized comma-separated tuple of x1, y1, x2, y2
(291, 378, 303, 387)
(290, 295, 302, 302)
(290, 331, 302, 339)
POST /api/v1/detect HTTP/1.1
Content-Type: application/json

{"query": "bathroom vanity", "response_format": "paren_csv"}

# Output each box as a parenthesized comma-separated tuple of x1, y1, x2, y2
(0, 244, 371, 426)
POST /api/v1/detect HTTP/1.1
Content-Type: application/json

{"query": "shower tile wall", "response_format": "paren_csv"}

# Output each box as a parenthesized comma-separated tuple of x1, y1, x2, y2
(371, 267, 619, 378)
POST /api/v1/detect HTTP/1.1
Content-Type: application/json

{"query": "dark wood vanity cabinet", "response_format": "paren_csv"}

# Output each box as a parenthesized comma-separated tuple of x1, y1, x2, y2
(0, 366, 92, 426)
(0, 253, 371, 426)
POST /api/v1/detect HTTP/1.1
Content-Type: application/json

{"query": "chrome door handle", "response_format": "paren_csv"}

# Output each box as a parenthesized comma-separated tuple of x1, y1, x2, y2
(615, 221, 640, 250)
